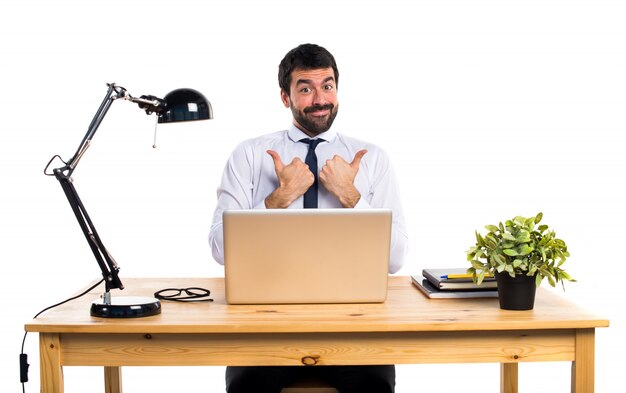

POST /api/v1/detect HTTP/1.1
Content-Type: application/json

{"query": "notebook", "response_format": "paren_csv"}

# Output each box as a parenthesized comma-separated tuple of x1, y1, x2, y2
(223, 208, 392, 304)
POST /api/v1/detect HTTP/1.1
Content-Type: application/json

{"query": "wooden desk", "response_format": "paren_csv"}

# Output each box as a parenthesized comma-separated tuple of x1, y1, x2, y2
(25, 276, 608, 393)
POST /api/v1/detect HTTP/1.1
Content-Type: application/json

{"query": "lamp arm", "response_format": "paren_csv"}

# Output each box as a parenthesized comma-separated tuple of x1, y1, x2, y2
(53, 168, 124, 294)
(46, 83, 132, 298)
(65, 83, 124, 176)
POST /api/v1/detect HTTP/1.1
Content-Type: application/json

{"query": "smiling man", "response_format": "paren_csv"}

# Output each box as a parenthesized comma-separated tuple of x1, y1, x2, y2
(209, 43, 408, 393)
(284, 69, 339, 134)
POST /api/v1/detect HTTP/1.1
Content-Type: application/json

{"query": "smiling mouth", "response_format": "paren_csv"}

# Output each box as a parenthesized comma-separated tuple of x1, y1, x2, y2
(309, 110, 329, 117)
(304, 104, 333, 116)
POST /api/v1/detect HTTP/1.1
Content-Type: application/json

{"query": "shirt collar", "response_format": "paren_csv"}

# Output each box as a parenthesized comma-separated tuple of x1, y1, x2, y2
(287, 123, 337, 143)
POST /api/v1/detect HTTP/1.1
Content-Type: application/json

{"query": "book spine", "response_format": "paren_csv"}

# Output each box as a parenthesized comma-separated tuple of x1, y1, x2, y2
(421, 269, 442, 288)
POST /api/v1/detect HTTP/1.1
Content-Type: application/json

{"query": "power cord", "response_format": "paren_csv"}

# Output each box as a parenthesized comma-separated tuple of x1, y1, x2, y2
(20, 278, 105, 393)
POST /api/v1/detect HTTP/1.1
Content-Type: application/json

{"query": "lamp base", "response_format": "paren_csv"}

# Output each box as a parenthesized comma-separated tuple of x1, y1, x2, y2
(91, 296, 161, 318)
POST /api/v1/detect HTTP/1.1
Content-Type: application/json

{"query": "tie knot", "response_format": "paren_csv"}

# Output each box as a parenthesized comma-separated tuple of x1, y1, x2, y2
(299, 138, 325, 150)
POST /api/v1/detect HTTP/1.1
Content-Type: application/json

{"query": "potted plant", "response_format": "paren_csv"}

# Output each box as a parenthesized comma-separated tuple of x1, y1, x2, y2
(466, 212, 574, 310)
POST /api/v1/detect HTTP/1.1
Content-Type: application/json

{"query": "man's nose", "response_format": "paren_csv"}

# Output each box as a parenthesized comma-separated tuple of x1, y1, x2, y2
(311, 88, 327, 105)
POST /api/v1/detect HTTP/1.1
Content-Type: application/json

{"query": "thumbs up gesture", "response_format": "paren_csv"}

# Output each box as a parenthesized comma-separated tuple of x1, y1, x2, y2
(265, 150, 314, 209)
(319, 149, 368, 208)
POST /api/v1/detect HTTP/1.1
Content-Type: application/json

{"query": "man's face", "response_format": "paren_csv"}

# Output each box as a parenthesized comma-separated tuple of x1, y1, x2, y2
(281, 67, 339, 137)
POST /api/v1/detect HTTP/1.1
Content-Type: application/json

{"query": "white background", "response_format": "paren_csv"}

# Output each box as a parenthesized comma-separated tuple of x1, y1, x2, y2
(1, 0, 624, 392)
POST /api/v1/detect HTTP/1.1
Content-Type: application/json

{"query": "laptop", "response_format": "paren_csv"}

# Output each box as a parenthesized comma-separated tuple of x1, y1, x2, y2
(223, 208, 392, 304)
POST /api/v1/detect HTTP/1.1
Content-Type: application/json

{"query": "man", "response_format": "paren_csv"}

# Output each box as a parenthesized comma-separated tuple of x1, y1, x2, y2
(209, 43, 408, 393)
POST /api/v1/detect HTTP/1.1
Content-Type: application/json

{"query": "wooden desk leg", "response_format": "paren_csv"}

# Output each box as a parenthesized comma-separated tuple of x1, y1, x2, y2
(572, 328, 595, 393)
(40, 333, 64, 393)
(105, 367, 122, 393)
(500, 363, 518, 393)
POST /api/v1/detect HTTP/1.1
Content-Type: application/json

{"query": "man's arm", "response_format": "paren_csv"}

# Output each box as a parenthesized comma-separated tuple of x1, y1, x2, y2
(351, 148, 408, 274)
(209, 143, 265, 264)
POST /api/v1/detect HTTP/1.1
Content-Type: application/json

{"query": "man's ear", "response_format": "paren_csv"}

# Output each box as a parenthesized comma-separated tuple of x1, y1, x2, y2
(280, 89, 290, 108)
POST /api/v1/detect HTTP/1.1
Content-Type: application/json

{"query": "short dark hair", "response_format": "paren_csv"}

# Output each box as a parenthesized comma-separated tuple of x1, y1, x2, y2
(278, 43, 339, 96)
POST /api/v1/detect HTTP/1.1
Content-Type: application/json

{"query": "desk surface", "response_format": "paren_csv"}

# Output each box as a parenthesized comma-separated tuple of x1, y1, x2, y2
(25, 276, 608, 334)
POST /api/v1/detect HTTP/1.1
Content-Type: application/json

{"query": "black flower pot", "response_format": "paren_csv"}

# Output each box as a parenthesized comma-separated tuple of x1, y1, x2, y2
(495, 272, 537, 310)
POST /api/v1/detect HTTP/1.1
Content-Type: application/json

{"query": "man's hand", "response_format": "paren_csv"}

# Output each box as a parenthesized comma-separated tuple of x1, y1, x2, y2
(265, 150, 314, 209)
(319, 149, 367, 208)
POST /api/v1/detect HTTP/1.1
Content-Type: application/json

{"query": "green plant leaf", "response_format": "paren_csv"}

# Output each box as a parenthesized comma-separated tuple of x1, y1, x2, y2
(485, 235, 497, 249)
(534, 212, 543, 224)
(476, 271, 486, 285)
(517, 244, 534, 256)
(513, 216, 525, 227)
(524, 217, 535, 229)
(471, 261, 486, 270)
(535, 274, 543, 287)
(555, 239, 567, 248)
(503, 249, 518, 256)
(502, 232, 517, 241)
(559, 271, 573, 281)
(485, 225, 499, 233)
(475, 231, 485, 246)
(515, 230, 531, 243)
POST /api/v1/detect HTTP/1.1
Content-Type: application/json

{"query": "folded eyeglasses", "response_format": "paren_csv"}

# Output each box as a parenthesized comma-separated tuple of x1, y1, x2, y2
(154, 287, 214, 302)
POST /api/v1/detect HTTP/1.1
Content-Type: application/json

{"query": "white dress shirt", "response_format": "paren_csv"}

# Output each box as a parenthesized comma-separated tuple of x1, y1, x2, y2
(209, 124, 408, 273)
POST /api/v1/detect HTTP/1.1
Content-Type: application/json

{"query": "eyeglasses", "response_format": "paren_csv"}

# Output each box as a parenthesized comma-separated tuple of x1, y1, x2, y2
(154, 287, 214, 302)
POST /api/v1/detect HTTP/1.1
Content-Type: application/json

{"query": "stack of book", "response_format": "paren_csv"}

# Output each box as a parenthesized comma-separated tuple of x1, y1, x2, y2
(411, 268, 498, 299)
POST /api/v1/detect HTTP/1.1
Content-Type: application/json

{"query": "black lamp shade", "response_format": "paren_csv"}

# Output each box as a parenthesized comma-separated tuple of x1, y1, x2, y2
(158, 88, 213, 123)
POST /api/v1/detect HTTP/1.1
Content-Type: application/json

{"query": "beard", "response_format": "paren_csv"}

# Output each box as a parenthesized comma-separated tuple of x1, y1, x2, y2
(290, 102, 339, 136)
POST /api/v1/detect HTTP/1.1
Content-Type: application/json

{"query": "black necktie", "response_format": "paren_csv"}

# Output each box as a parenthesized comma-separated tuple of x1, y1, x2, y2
(299, 138, 325, 208)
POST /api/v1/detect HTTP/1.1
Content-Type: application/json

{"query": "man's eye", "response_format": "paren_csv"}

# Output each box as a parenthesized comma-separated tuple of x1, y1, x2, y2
(300, 87, 311, 93)
(324, 85, 335, 90)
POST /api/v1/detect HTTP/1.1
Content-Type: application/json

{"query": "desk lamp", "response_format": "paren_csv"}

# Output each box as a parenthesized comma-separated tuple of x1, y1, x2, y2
(44, 83, 213, 318)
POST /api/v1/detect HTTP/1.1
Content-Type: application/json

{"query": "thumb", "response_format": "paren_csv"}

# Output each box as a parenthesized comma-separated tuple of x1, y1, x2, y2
(266, 150, 284, 171)
(350, 149, 368, 168)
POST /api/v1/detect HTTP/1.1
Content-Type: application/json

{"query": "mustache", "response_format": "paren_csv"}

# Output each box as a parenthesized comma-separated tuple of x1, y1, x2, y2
(303, 104, 334, 114)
